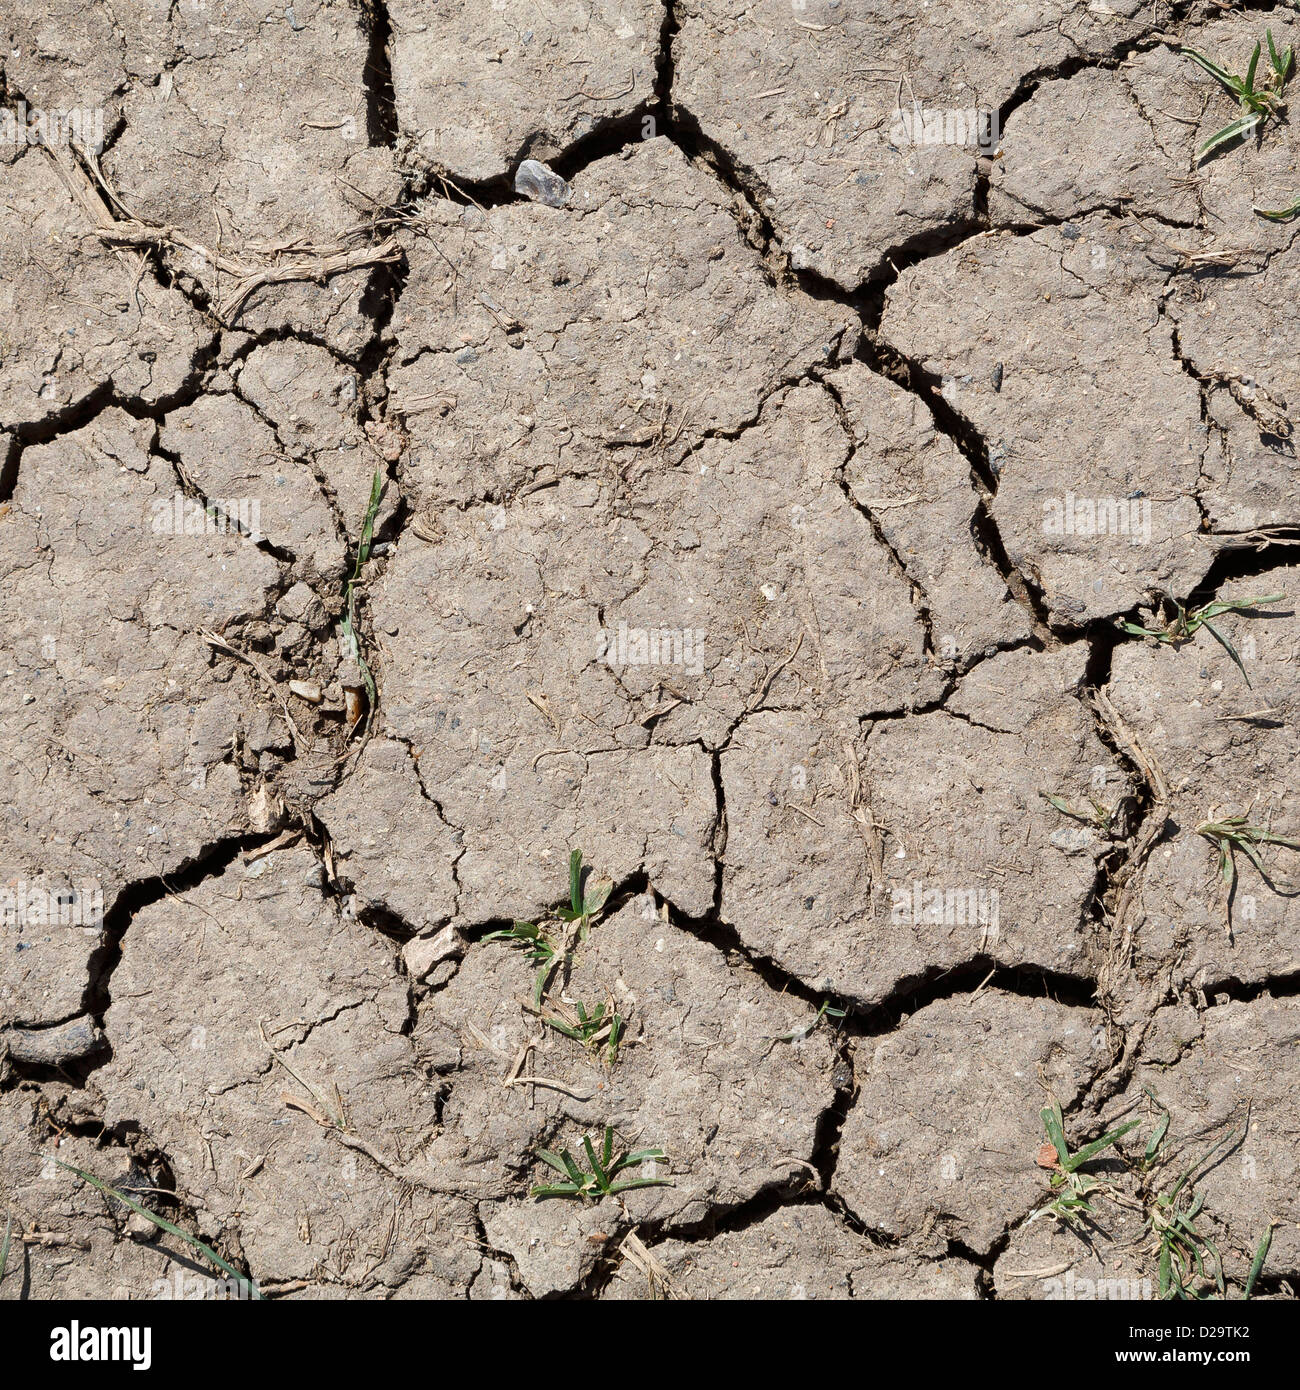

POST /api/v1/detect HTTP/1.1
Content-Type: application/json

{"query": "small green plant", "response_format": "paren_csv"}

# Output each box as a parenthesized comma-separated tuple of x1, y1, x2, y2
(1196, 812, 1300, 898)
(768, 998, 847, 1048)
(483, 850, 613, 1007)
(340, 469, 384, 728)
(1041, 790, 1117, 833)
(1037, 1092, 1273, 1299)
(1182, 30, 1293, 159)
(1116, 592, 1285, 688)
(483, 919, 561, 1007)
(52, 1159, 261, 1300)
(0, 1208, 11, 1289)
(557, 849, 613, 942)
(530, 1127, 672, 1200)
(1143, 1106, 1244, 1300)
(1144, 1102, 1274, 1300)
(544, 997, 625, 1064)
(1033, 1100, 1139, 1228)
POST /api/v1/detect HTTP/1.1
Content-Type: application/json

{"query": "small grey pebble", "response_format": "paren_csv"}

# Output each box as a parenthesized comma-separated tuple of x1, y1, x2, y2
(514, 159, 569, 208)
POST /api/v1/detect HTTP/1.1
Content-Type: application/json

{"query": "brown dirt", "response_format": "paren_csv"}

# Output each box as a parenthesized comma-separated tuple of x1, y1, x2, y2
(2, 0, 1299, 1303)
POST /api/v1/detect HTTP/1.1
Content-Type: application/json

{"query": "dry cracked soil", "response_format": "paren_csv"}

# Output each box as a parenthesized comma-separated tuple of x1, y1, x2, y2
(1, 0, 1299, 1308)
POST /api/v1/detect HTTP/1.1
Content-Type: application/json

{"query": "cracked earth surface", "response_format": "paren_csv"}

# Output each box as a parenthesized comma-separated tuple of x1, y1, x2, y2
(2, 0, 1299, 1302)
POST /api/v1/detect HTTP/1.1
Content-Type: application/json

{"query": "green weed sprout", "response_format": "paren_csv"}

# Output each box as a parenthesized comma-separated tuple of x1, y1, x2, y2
(1182, 30, 1292, 159)
(340, 469, 384, 726)
(544, 997, 625, 1064)
(482, 920, 561, 1008)
(1034, 1100, 1139, 1228)
(1116, 593, 1285, 688)
(1195, 812, 1300, 898)
(530, 1127, 672, 1200)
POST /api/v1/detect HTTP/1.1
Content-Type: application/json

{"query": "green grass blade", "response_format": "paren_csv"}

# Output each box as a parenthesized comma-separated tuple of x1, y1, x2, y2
(581, 877, 613, 916)
(53, 1159, 260, 1298)
(0, 1209, 11, 1287)
(1181, 47, 1243, 94)
(1245, 41, 1261, 94)
(1145, 1110, 1170, 1162)
(557, 1148, 585, 1186)
(569, 849, 583, 914)
(535, 1149, 574, 1177)
(607, 1177, 674, 1194)
(533, 953, 560, 1009)
(1199, 617, 1252, 688)
(1171, 1123, 1241, 1200)
(583, 1135, 610, 1191)
(530, 1184, 581, 1198)
(1065, 1119, 1140, 1172)
(1243, 1225, 1273, 1299)
(1198, 113, 1261, 159)
(1233, 836, 1270, 879)
(356, 469, 383, 569)
(620, 1148, 666, 1167)
(1254, 195, 1300, 221)
(602, 1126, 615, 1169)
(1040, 1103, 1071, 1169)
(1117, 619, 1162, 639)
(544, 1017, 585, 1041)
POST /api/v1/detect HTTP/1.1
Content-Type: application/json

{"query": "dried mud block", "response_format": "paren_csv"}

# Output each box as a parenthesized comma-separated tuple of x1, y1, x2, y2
(158, 393, 344, 585)
(1126, 998, 1300, 1280)
(367, 381, 941, 929)
(882, 215, 1209, 625)
(1168, 246, 1300, 494)
(390, 0, 664, 181)
(673, 0, 1152, 289)
(388, 138, 854, 511)
(409, 901, 836, 1243)
(0, 411, 282, 1026)
(601, 1205, 980, 1300)
(233, 340, 397, 539)
(722, 649, 1125, 1003)
(481, 1198, 619, 1298)
(315, 737, 460, 933)
(835, 992, 1105, 1253)
(1106, 567, 1300, 994)
(0, 153, 211, 431)
(100, 2, 399, 352)
(94, 848, 478, 1290)
(370, 520, 723, 913)
(1199, 383, 1300, 536)
(989, 67, 1198, 226)
(829, 361, 1032, 659)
